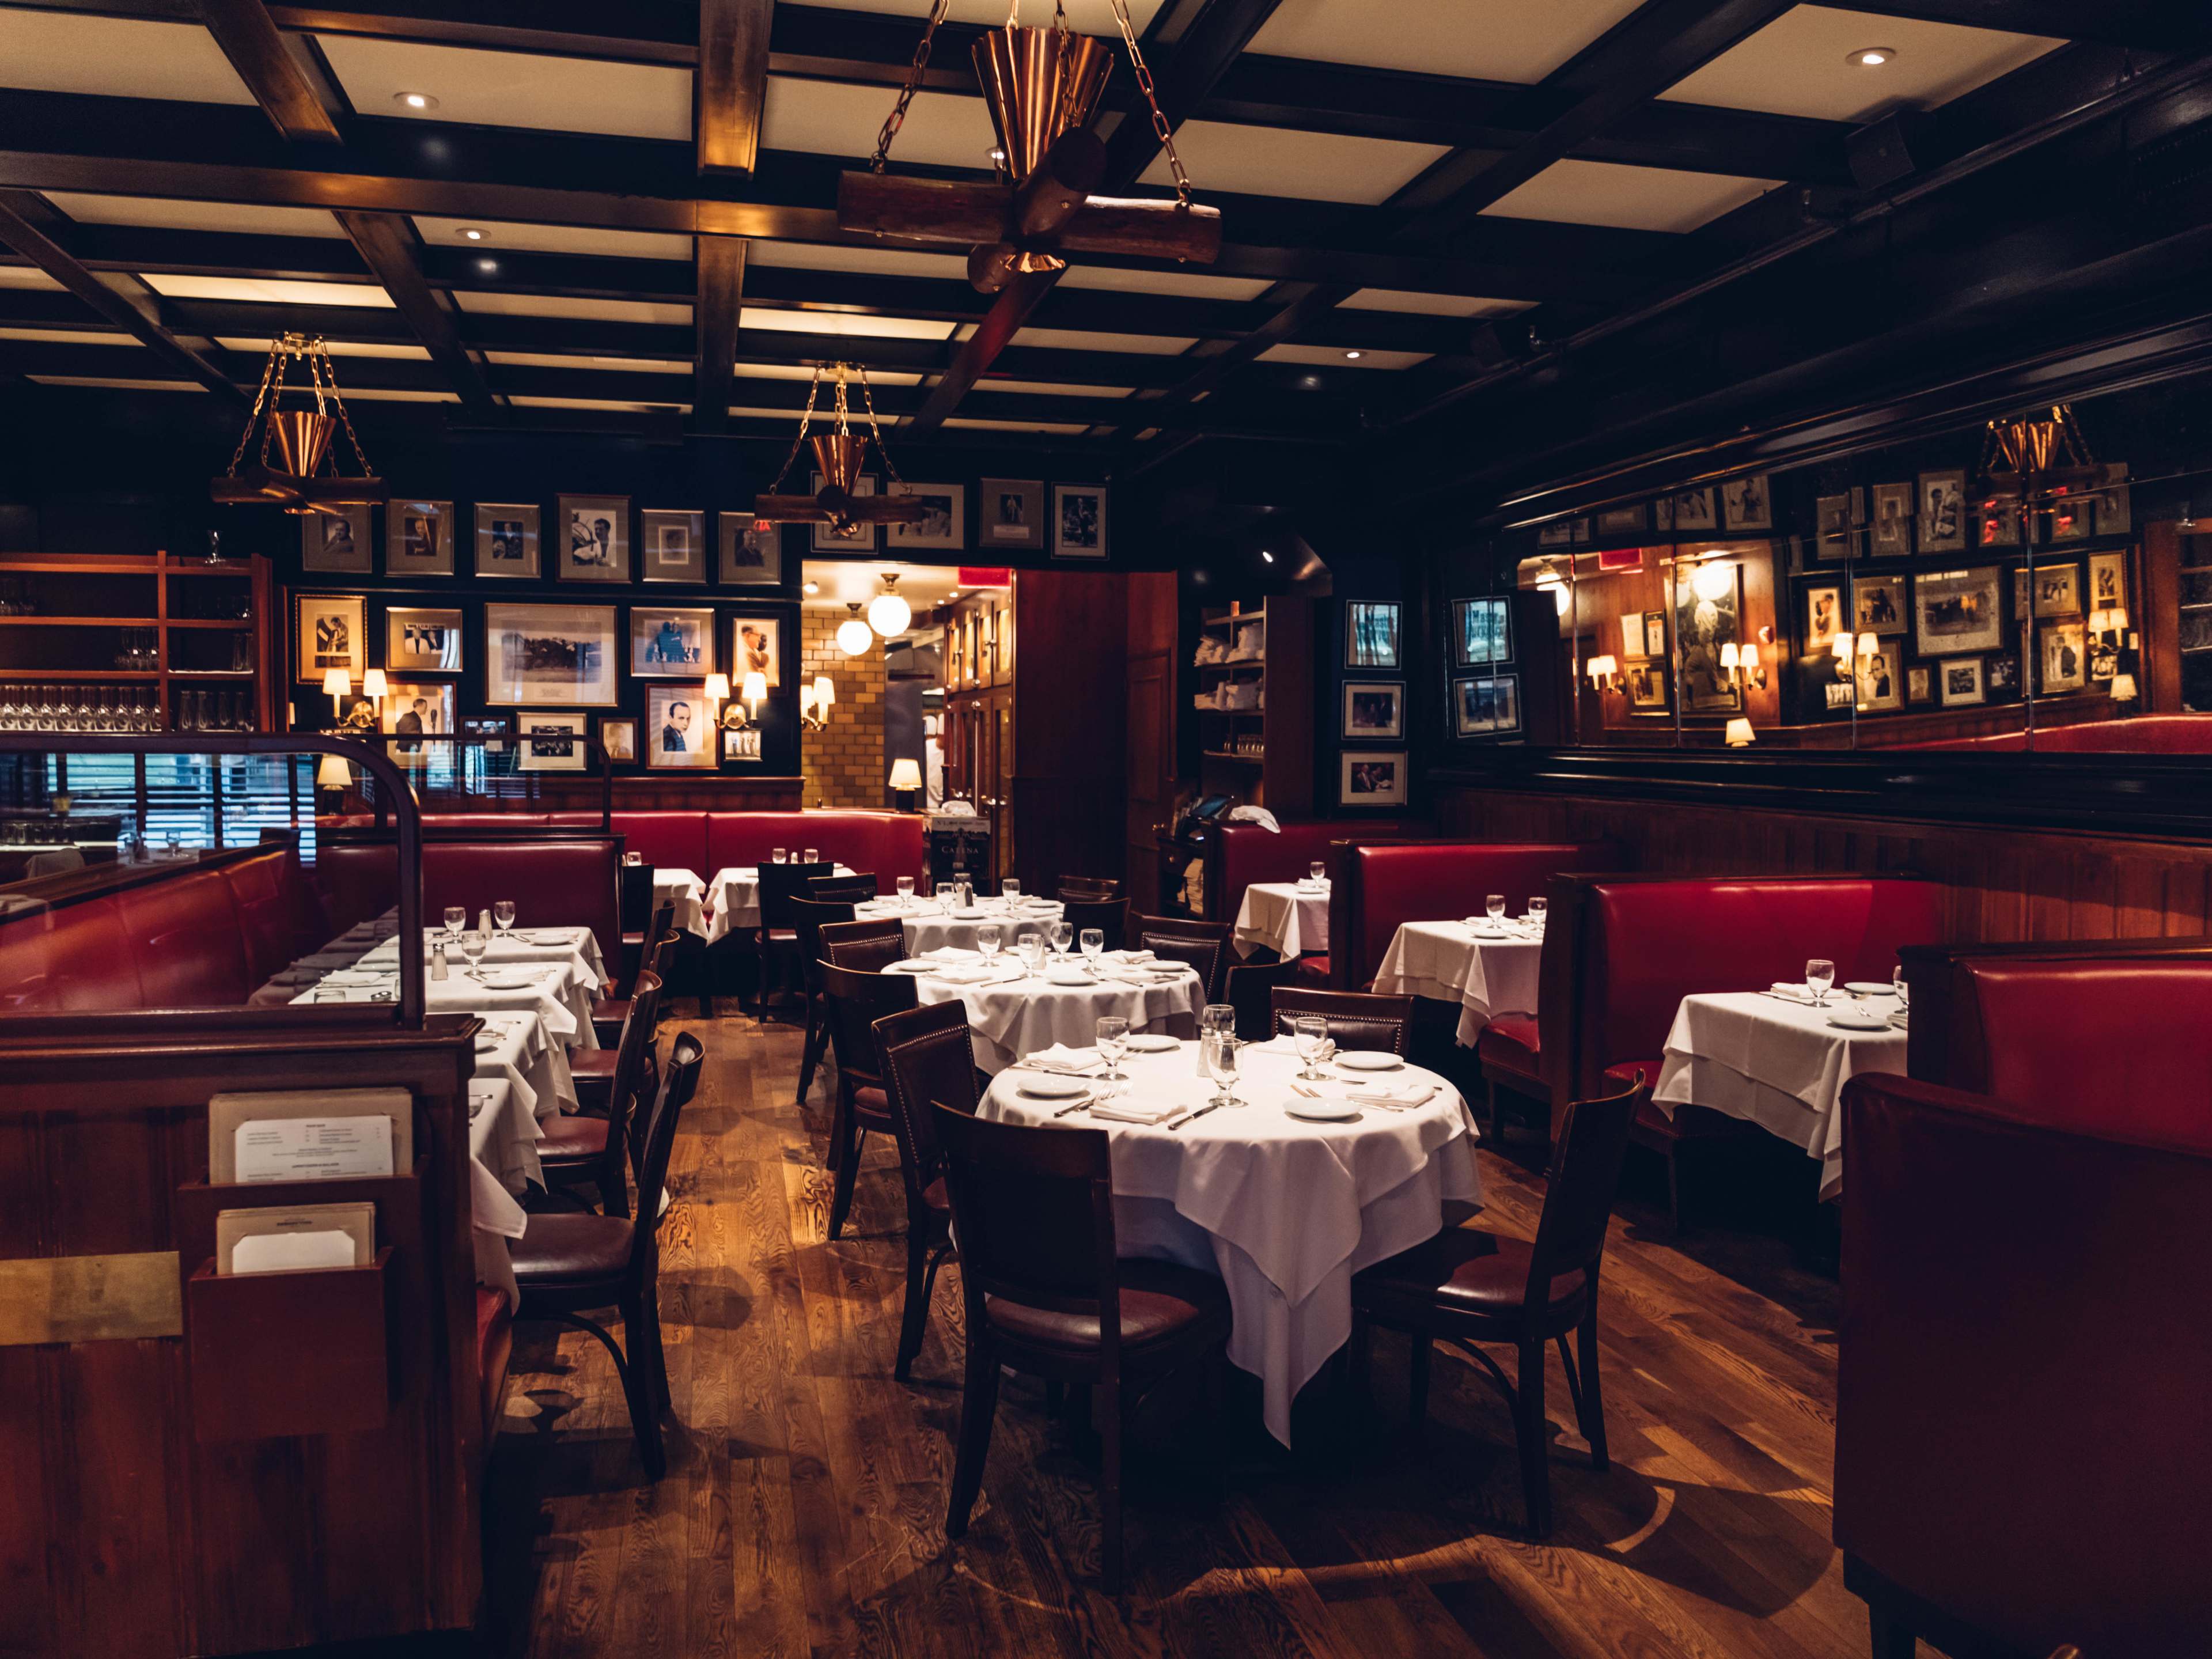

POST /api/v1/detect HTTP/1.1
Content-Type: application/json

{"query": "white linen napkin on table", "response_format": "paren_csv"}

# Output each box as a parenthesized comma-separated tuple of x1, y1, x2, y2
(1084, 1099, 1181, 1125)
(1341, 1080, 1437, 1110)
(1767, 982, 1819, 1003)
(1016, 1043, 1107, 1076)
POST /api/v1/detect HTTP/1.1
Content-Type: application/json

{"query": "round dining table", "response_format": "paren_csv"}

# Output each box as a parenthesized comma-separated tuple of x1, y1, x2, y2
(980, 1034, 1482, 1446)
(888, 948, 1200, 1074)
(854, 892, 1066, 955)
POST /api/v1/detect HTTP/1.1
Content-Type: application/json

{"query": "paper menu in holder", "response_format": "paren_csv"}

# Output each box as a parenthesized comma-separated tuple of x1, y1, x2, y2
(207, 1088, 414, 1183)
(215, 1201, 375, 1274)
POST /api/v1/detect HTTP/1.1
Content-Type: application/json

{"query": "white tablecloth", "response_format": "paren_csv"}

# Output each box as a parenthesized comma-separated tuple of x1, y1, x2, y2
(467, 1008, 573, 1308)
(1372, 921, 1545, 1046)
(656, 868, 707, 937)
(1233, 881, 1330, 959)
(980, 1035, 1482, 1445)
(853, 895, 1065, 955)
(1650, 991, 1908, 1200)
(700, 862, 858, 942)
(358, 923, 605, 994)
(291, 960, 598, 1048)
(896, 953, 1203, 1074)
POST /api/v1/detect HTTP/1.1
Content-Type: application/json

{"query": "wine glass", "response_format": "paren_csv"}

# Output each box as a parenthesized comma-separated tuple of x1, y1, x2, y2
(1002, 877, 1021, 906)
(1206, 1032, 1241, 1108)
(1293, 1013, 1330, 1081)
(1806, 958, 1836, 1008)
(493, 900, 516, 935)
(1016, 930, 1044, 975)
(771, 847, 786, 865)
(1096, 1014, 1129, 1085)
(976, 922, 1002, 965)
(940, 884, 958, 914)
(1486, 894, 1506, 923)
(461, 927, 489, 976)
(803, 847, 819, 865)
(443, 906, 466, 946)
(1527, 897, 1548, 929)
(1892, 964, 1910, 1013)
(896, 876, 915, 907)
(1048, 920, 1073, 959)
(1080, 927, 1104, 968)
(1309, 862, 1326, 884)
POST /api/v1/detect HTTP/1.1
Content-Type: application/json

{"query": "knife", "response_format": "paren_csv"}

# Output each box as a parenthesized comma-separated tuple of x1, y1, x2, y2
(1172, 1103, 1223, 1131)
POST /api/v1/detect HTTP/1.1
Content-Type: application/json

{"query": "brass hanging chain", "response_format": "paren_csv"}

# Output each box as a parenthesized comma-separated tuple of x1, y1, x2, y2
(870, 0, 954, 173)
(854, 363, 903, 486)
(255, 343, 296, 470)
(315, 340, 375, 478)
(768, 364, 826, 494)
(225, 341, 286, 476)
(1108, 0, 1191, 206)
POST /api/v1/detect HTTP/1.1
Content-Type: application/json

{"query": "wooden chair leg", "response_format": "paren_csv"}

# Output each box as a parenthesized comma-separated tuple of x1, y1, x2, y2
(894, 1229, 931, 1381)
(1575, 1305, 1608, 1471)
(796, 993, 825, 1103)
(613, 1297, 667, 1480)
(827, 1096, 862, 1241)
(1407, 1330, 1432, 1441)
(1098, 1379, 1123, 1594)
(1514, 1336, 1552, 1539)
(1665, 1145, 1683, 1237)
(946, 1338, 1000, 1539)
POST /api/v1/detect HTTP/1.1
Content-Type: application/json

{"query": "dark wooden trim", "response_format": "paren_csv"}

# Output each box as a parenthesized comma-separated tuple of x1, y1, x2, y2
(692, 232, 745, 433)
(1840, 0, 2212, 52)
(906, 267, 1062, 437)
(333, 208, 496, 409)
(696, 0, 774, 178)
(195, 0, 346, 143)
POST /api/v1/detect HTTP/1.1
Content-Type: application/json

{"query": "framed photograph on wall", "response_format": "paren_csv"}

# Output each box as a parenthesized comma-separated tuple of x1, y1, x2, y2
(461, 714, 511, 742)
(1537, 520, 1573, 548)
(646, 683, 714, 770)
(1673, 560, 1743, 714)
(380, 680, 453, 742)
(1340, 750, 1408, 807)
(630, 605, 714, 677)
(1453, 596, 1512, 667)
(1805, 584, 1843, 656)
(2096, 463, 2132, 535)
(2089, 549, 2127, 611)
(1815, 490, 1859, 559)
(1918, 469, 1966, 553)
(302, 505, 372, 574)
(1914, 566, 2003, 656)
(2047, 494, 2091, 543)
(1594, 504, 1645, 539)
(475, 503, 541, 579)
(1642, 609, 1668, 656)
(294, 593, 365, 685)
(2032, 562, 2082, 617)
(730, 615, 781, 687)
(979, 478, 1044, 550)
(1345, 601, 1402, 669)
(1626, 657, 1669, 714)
(1939, 657, 1986, 707)
(598, 717, 638, 766)
(724, 727, 763, 762)
(1975, 501, 2020, 548)
(1719, 474, 1772, 532)
(1907, 664, 1933, 704)
(887, 482, 964, 551)
(386, 499, 454, 578)
(385, 606, 463, 673)
(1987, 655, 2020, 698)
(1854, 642, 1902, 712)
(558, 494, 630, 581)
(2041, 620, 2087, 692)
(483, 603, 618, 706)
(640, 509, 706, 584)
(517, 710, 588, 772)
(1870, 483, 1913, 556)
(810, 472, 878, 553)
(1853, 574, 1907, 635)
(1052, 483, 1107, 559)
(1342, 681, 1404, 741)
(718, 514, 783, 586)
(1668, 488, 1717, 533)
(1450, 675, 1521, 737)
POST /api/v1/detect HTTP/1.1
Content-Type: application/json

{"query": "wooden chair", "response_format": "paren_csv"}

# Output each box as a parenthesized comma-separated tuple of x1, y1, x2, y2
(594, 899, 673, 1042)
(810, 872, 880, 904)
(1347, 1071, 1641, 1538)
(1131, 913, 1233, 1003)
(511, 1032, 704, 1480)
(1058, 896, 1127, 953)
(820, 916, 907, 974)
(934, 1104, 1232, 1592)
(1268, 986, 1415, 1055)
(753, 861, 831, 1020)
(818, 960, 919, 1240)
(543, 971, 663, 1217)
(618, 858, 656, 965)
(787, 893, 857, 1101)
(1226, 959, 1297, 1042)
(870, 998, 977, 1380)
(1057, 875, 1122, 902)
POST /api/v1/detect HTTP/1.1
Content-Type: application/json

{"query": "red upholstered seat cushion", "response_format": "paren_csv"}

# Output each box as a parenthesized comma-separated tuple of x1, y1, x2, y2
(476, 1286, 513, 1440)
(1345, 840, 1620, 991)
(1211, 819, 1430, 921)
(704, 811, 923, 882)
(1293, 954, 1331, 986)
(984, 1259, 1231, 1354)
(1353, 1228, 1588, 1323)
(1478, 1016, 1543, 1085)
(221, 846, 327, 985)
(852, 1083, 892, 1124)
(116, 868, 255, 1007)
(421, 839, 622, 971)
(538, 1114, 610, 1160)
(510, 1212, 633, 1285)
(568, 1048, 618, 1078)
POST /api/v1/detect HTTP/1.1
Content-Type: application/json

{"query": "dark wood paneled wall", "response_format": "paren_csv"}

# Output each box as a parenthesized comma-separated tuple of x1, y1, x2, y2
(1010, 567, 1128, 892)
(1124, 571, 1179, 914)
(1437, 786, 2212, 943)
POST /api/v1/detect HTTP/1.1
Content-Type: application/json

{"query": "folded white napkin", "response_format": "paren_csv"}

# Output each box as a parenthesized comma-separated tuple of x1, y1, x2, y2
(1105, 949, 1156, 965)
(1019, 1043, 1105, 1074)
(930, 964, 997, 985)
(1296, 879, 1328, 893)
(1767, 982, 1819, 1003)
(1344, 1081, 1437, 1109)
(926, 944, 982, 960)
(321, 968, 392, 985)
(1084, 1099, 1180, 1125)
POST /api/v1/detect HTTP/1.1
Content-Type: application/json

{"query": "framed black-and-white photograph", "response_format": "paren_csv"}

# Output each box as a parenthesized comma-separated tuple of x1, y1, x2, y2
(1346, 601, 1402, 669)
(1853, 574, 1907, 636)
(1537, 520, 1574, 548)
(1340, 750, 1408, 806)
(1052, 483, 1107, 559)
(810, 472, 878, 554)
(646, 683, 714, 770)
(1987, 655, 2020, 698)
(1595, 504, 1645, 539)
(2032, 562, 2082, 618)
(379, 679, 453, 743)
(979, 478, 1044, 550)
(887, 482, 964, 551)
(1914, 566, 2003, 656)
(1453, 596, 1512, 667)
(1816, 490, 1860, 559)
(598, 717, 637, 766)
(717, 514, 783, 586)
(475, 502, 541, 579)
(1668, 487, 1717, 533)
(461, 714, 511, 741)
(724, 726, 763, 762)
(1870, 483, 1914, 556)
(517, 710, 588, 772)
(1673, 561, 1743, 714)
(2096, 463, 2131, 535)
(1918, 469, 1966, 554)
(730, 615, 781, 688)
(385, 606, 462, 673)
(558, 494, 630, 581)
(1626, 657, 1669, 713)
(1342, 681, 1404, 741)
(386, 498, 454, 578)
(1450, 675, 1521, 737)
(1805, 584, 1844, 656)
(1720, 474, 1772, 532)
(2041, 620, 2087, 693)
(1854, 642, 1902, 712)
(630, 606, 714, 677)
(641, 509, 706, 584)
(1907, 665, 1933, 704)
(294, 593, 364, 685)
(302, 505, 372, 574)
(1939, 657, 1986, 707)
(483, 603, 618, 706)
(2089, 550, 2127, 611)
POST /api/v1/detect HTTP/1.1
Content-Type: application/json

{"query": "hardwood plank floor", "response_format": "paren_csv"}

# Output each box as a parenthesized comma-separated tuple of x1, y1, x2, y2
(483, 1007, 1883, 1659)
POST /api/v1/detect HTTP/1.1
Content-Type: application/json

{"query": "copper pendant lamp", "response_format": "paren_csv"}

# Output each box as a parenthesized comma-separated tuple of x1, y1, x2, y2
(752, 365, 929, 532)
(1974, 403, 2106, 539)
(210, 334, 385, 515)
(837, 0, 1222, 294)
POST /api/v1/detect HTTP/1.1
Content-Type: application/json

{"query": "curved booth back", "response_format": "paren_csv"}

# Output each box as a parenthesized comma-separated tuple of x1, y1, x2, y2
(1204, 817, 1431, 923)
(1334, 839, 1623, 989)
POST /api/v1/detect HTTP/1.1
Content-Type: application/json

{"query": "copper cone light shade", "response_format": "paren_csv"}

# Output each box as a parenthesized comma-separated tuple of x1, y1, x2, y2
(810, 433, 870, 497)
(269, 409, 335, 479)
(211, 334, 384, 514)
(754, 365, 929, 530)
(974, 26, 1111, 183)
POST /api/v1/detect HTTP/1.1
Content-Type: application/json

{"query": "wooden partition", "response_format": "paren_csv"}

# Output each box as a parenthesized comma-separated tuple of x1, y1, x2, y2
(0, 1010, 483, 1658)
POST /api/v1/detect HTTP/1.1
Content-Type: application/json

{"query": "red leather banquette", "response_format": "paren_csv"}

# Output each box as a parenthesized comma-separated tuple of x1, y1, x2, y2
(1914, 713, 2212, 753)
(1325, 839, 1623, 991)
(315, 835, 623, 968)
(0, 844, 327, 1013)
(1835, 951, 2212, 1657)
(1201, 816, 1431, 925)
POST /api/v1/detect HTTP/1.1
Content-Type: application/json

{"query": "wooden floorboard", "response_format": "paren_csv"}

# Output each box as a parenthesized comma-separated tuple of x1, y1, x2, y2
(484, 1006, 1899, 1659)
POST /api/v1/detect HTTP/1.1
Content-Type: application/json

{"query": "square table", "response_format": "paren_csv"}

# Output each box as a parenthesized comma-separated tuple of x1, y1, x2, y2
(701, 862, 858, 942)
(1232, 880, 1330, 959)
(1372, 920, 1544, 1046)
(654, 868, 707, 937)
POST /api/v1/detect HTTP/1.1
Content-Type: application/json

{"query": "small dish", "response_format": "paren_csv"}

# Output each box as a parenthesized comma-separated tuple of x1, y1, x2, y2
(1842, 982, 1897, 996)
(1014, 1073, 1091, 1099)
(1286, 1099, 1360, 1122)
(1124, 1033, 1181, 1052)
(1825, 1010, 1894, 1032)
(1335, 1050, 1403, 1072)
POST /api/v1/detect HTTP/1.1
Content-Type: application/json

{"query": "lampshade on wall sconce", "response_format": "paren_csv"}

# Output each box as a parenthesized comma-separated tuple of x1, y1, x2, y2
(322, 666, 352, 721)
(741, 671, 768, 710)
(1586, 653, 1619, 690)
(361, 667, 387, 700)
(813, 673, 834, 710)
(1725, 717, 1756, 748)
(1832, 633, 1855, 665)
(1855, 631, 1877, 662)
(316, 753, 352, 790)
(867, 572, 912, 638)
(704, 671, 730, 702)
(2109, 672, 2139, 703)
(800, 672, 837, 732)
(1733, 639, 1767, 690)
(836, 603, 874, 656)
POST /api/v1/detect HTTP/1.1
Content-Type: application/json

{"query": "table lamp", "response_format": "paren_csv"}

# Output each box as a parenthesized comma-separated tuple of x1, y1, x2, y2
(1725, 717, 1755, 748)
(888, 757, 923, 812)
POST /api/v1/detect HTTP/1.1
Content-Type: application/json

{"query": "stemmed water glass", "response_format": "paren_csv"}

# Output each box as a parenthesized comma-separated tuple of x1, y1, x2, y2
(771, 847, 787, 865)
(1016, 929, 1044, 976)
(896, 876, 915, 907)
(803, 847, 819, 865)
(1002, 877, 1021, 906)
(976, 922, 1002, 967)
(1080, 927, 1104, 969)
(493, 900, 516, 936)
(1308, 862, 1326, 884)
(461, 927, 489, 978)
(1293, 1013, 1330, 1081)
(1486, 893, 1506, 924)
(1806, 957, 1836, 1008)
(443, 906, 466, 947)
(1096, 1014, 1129, 1085)
(1205, 1029, 1241, 1108)
(1892, 964, 1910, 1016)
(1527, 897, 1547, 930)
(1048, 920, 1073, 960)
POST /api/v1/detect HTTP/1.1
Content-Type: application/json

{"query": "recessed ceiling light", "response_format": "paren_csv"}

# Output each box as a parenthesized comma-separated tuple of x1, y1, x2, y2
(1849, 47, 1895, 67)
(1260, 549, 1275, 564)
(1343, 350, 1363, 361)
(802, 580, 820, 596)
(459, 228, 486, 241)
(395, 90, 440, 110)
(1297, 373, 1323, 391)
(476, 258, 498, 274)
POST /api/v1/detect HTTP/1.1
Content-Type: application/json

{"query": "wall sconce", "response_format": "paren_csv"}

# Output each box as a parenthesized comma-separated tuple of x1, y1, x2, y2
(1586, 653, 1620, 691)
(315, 751, 353, 809)
(1725, 717, 1756, 748)
(799, 672, 835, 732)
(1832, 632, 1855, 675)
(888, 756, 923, 812)
(1721, 642, 1769, 691)
(361, 666, 387, 707)
(321, 666, 352, 724)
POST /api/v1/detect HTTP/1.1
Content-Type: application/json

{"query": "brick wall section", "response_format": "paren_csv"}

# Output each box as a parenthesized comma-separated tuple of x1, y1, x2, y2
(799, 609, 886, 809)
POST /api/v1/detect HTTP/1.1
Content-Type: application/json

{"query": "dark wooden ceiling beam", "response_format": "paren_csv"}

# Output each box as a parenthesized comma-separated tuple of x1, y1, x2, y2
(195, 0, 345, 143)
(697, 0, 774, 177)
(332, 208, 495, 408)
(1843, 0, 2212, 52)
(692, 233, 744, 431)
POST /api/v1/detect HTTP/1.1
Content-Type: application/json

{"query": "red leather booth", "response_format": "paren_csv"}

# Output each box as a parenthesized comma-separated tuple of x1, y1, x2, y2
(1202, 816, 1430, 925)
(1914, 713, 2212, 753)
(315, 836, 623, 968)
(1837, 986, 2212, 1656)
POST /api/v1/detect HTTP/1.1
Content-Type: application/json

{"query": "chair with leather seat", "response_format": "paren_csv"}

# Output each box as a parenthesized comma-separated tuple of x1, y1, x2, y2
(1057, 876, 1122, 903)
(753, 861, 831, 1020)
(934, 1103, 1232, 1593)
(818, 960, 918, 1240)
(870, 998, 978, 1381)
(510, 1032, 703, 1481)
(1348, 1071, 1641, 1539)
(810, 872, 879, 904)
(1131, 914, 1233, 1003)
(1058, 896, 1127, 953)
(819, 915, 908, 975)
(594, 899, 673, 1046)
(542, 971, 662, 1217)
(787, 893, 857, 1102)
(617, 858, 656, 972)
(1269, 986, 1414, 1055)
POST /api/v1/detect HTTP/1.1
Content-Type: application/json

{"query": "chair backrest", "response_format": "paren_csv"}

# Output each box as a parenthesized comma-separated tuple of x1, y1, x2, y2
(1132, 913, 1231, 1002)
(787, 893, 857, 990)
(819, 959, 918, 1084)
(820, 916, 908, 974)
(1526, 1071, 1640, 1297)
(810, 873, 880, 904)
(618, 860, 656, 935)
(872, 999, 979, 1207)
(933, 1104, 1130, 1376)
(757, 861, 832, 931)
(1268, 986, 1414, 1054)
(626, 1031, 705, 1275)
(1059, 896, 1127, 953)
(585, 969, 661, 1208)
(617, 898, 675, 1000)
(1058, 876, 1122, 902)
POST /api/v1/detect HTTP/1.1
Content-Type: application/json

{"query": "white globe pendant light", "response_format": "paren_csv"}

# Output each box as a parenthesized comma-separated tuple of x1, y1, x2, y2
(836, 602, 874, 656)
(866, 571, 912, 638)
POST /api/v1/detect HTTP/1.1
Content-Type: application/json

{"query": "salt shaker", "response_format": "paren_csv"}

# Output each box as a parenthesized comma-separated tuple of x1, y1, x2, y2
(431, 941, 449, 981)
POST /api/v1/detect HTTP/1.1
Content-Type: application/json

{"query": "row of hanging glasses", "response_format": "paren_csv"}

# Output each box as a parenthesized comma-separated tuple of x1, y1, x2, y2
(113, 628, 160, 671)
(0, 683, 168, 732)
(0, 577, 36, 616)
(173, 687, 252, 731)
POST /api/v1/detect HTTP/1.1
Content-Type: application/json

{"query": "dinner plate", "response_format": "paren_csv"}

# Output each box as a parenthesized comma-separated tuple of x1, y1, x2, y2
(1842, 982, 1896, 996)
(1286, 1099, 1361, 1122)
(474, 1035, 500, 1053)
(1825, 1010, 1894, 1031)
(525, 930, 573, 946)
(478, 969, 542, 990)
(952, 908, 987, 920)
(1044, 971, 1094, 987)
(1014, 1073, 1090, 1099)
(1125, 1033, 1180, 1052)
(1335, 1050, 1403, 1071)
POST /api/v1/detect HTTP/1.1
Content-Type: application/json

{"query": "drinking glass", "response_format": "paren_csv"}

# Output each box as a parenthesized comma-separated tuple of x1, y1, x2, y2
(461, 929, 489, 975)
(1016, 930, 1044, 975)
(940, 884, 958, 914)
(443, 906, 466, 944)
(1293, 1013, 1330, 1080)
(165, 832, 182, 858)
(1486, 894, 1506, 922)
(1206, 1032, 1241, 1108)
(1200, 1002, 1236, 1040)
(1048, 921, 1073, 957)
(1309, 862, 1326, 884)
(771, 847, 787, 864)
(1080, 927, 1104, 967)
(1527, 897, 1547, 927)
(494, 900, 516, 934)
(1806, 958, 1836, 1007)
(976, 922, 1002, 964)
(1002, 877, 1021, 904)
(896, 876, 915, 906)
(803, 847, 819, 865)
(1096, 1014, 1129, 1084)
(1892, 965, 1910, 1012)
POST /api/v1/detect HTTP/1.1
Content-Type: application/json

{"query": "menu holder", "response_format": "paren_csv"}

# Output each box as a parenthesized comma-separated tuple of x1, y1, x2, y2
(206, 1087, 414, 1184)
(184, 1249, 393, 1441)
